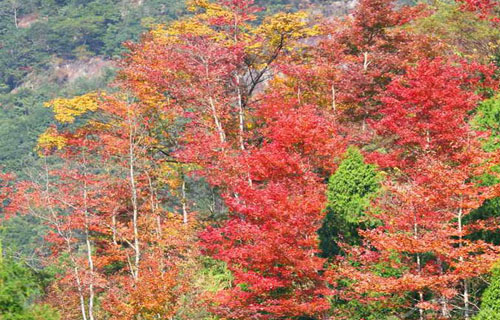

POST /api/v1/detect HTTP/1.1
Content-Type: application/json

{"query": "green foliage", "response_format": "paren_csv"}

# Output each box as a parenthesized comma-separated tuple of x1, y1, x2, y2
(466, 95, 500, 245)
(0, 216, 49, 263)
(0, 89, 53, 173)
(0, 248, 58, 320)
(474, 94, 500, 152)
(475, 265, 500, 320)
(318, 146, 380, 257)
(410, 1, 500, 65)
(0, 68, 115, 174)
(175, 256, 232, 319)
(0, 28, 49, 92)
(0, 0, 186, 91)
(466, 197, 500, 245)
(197, 256, 233, 293)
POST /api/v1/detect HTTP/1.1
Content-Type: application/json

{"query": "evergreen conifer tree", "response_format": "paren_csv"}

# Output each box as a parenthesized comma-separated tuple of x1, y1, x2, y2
(318, 147, 380, 258)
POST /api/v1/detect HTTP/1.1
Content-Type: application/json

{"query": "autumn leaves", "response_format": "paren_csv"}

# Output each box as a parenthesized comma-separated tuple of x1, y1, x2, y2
(4, 0, 500, 319)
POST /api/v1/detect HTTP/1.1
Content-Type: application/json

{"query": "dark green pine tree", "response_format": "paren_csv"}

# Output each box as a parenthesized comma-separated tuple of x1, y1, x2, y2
(318, 146, 380, 258)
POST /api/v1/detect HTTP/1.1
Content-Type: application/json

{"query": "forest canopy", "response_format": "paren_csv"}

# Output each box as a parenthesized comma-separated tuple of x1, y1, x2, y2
(1, 0, 500, 319)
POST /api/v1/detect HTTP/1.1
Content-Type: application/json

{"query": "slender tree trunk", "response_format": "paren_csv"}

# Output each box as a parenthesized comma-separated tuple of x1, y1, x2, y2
(416, 252, 424, 320)
(82, 150, 95, 320)
(331, 84, 336, 112)
(181, 172, 188, 225)
(413, 202, 424, 320)
(43, 162, 89, 320)
(147, 173, 162, 237)
(127, 107, 140, 281)
(437, 257, 451, 318)
(363, 52, 370, 71)
(208, 96, 226, 144)
(236, 75, 245, 151)
(130, 139, 140, 281)
(75, 265, 88, 320)
(464, 279, 470, 320)
(83, 187, 95, 320)
(112, 209, 118, 245)
(441, 296, 450, 318)
(458, 202, 470, 319)
(203, 61, 226, 145)
(418, 289, 424, 320)
(84, 233, 95, 320)
(235, 75, 253, 187)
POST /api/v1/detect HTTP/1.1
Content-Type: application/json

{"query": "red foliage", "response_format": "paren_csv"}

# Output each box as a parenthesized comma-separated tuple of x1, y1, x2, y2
(456, 0, 500, 21)
(339, 149, 500, 315)
(117, 3, 347, 316)
(370, 57, 497, 167)
(343, 54, 500, 316)
(199, 98, 344, 319)
(5, 0, 500, 318)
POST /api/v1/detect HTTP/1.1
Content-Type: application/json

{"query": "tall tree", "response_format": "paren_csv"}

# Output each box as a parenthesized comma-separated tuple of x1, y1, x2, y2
(318, 146, 379, 258)
(118, 1, 345, 317)
(340, 57, 500, 319)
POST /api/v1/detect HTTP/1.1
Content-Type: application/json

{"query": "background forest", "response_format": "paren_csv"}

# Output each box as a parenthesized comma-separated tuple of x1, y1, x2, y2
(0, 0, 500, 319)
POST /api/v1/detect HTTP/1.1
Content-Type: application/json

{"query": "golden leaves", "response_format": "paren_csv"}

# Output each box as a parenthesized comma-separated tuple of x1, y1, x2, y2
(37, 127, 67, 156)
(152, 0, 231, 43)
(186, 0, 224, 13)
(256, 11, 319, 49)
(158, 162, 184, 190)
(44, 93, 100, 124)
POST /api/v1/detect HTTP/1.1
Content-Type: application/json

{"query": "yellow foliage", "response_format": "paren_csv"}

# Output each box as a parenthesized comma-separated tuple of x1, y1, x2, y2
(256, 11, 318, 49)
(167, 19, 216, 38)
(153, 0, 257, 45)
(44, 93, 100, 124)
(187, 0, 224, 13)
(146, 2, 316, 74)
(87, 120, 112, 131)
(158, 162, 183, 190)
(37, 128, 67, 156)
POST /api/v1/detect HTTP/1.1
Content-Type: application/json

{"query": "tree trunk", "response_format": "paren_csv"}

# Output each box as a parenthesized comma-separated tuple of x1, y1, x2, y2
(83, 187, 95, 320)
(236, 75, 245, 151)
(458, 203, 470, 319)
(181, 173, 188, 225)
(208, 96, 226, 144)
(127, 107, 140, 281)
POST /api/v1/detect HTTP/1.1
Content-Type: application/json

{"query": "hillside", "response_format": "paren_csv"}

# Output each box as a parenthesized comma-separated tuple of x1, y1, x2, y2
(1, 0, 500, 319)
(0, 0, 189, 173)
(0, 0, 355, 173)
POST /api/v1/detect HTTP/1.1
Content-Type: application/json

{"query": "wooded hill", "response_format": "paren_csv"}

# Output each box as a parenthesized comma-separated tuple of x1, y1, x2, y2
(1, 0, 500, 319)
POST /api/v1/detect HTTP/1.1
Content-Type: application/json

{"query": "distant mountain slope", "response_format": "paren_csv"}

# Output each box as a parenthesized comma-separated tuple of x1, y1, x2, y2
(0, 0, 359, 173)
(0, 0, 186, 173)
